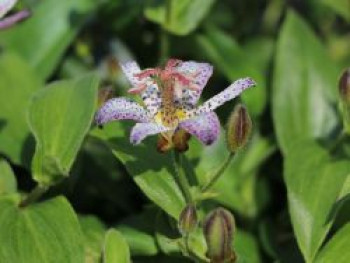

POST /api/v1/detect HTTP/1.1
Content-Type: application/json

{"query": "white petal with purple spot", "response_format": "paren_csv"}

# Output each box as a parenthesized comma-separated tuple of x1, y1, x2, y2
(175, 61, 213, 105)
(180, 112, 220, 145)
(95, 97, 150, 125)
(193, 78, 256, 115)
(130, 122, 171, 145)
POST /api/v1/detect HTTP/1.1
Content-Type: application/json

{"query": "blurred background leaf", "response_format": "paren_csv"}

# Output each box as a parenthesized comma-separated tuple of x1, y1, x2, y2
(145, 0, 216, 36)
(0, 52, 42, 167)
(0, 0, 100, 80)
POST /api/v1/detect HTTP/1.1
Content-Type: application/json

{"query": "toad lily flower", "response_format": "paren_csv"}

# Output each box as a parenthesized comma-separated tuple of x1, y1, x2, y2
(95, 59, 255, 146)
(0, 0, 30, 30)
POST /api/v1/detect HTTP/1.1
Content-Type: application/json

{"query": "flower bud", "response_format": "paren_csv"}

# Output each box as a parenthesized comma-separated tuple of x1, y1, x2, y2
(203, 208, 236, 263)
(339, 69, 350, 133)
(339, 68, 350, 103)
(226, 104, 252, 153)
(178, 204, 198, 235)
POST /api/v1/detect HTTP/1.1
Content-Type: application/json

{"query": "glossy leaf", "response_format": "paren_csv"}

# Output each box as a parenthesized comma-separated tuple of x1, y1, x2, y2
(235, 230, 261, 263)
(79, 216, 106, 263)
(0, 0, 98, 80)
(0, 159, 17, 195)
(315, 223, 350, 263)
(91, 122, 186, 219)
(285, 140, 350, 263)
(28, 74, 99, 185)
(272, 10, 339, 154)
(321, 0, 350, 21)
(103, 229, 131, 263)
(0, 52, 42, 166)
(0, 195, 84, 263)
(144, 0, 215, 35)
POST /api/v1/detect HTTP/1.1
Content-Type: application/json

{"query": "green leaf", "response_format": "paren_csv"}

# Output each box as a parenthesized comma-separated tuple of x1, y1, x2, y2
(315, 223, 350, 263)
(0, 0, 98, 80)
(103, 229, 131, 263)
(91, 122, 185, 219)
(272, 10, 339, 154)
(285, 140, 350, 263)
(321, 0, 350, 21)
(79, 216, 106, 263)
(144, 0, 216, 35)
(195, 26, 269, 117)
(0, 159, 17, 195)
(0, 52, 42, 166)
(0, 195, 84, 263)
(235, 230, 261, 263)
(28, 74, 99, 185)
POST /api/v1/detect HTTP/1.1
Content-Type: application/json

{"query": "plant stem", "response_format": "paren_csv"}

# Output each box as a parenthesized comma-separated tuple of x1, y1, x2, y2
(159, 0, 172, 64)
(201, 153, 235, 192)
(19, 185, 49, 208)
(173, 151, 192, 203)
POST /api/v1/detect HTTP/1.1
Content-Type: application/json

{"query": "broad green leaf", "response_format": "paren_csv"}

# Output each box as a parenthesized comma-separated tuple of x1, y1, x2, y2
(144, 0, 216, 35)
(91, 122, 186, 219)
(321, 0, 350, 21)
(0, 159, 17, 195)
(315, 223, 350, 263)
(272, 10, 339, 154)
(196, 27, 269, 117)
(79, 216, 106, 263)
(0, 195, 84, 263)
(103, 229, 131, 263)
(29, 74, 99, 185)
(0, 52, 42, 166)
(285, 140, 350, 263)
(0, 0, 98, 80)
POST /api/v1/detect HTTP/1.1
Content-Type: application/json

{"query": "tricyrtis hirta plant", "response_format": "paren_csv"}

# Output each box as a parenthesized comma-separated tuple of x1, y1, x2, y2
(96, 59, 255, 263)
(95, 59, 255, 148)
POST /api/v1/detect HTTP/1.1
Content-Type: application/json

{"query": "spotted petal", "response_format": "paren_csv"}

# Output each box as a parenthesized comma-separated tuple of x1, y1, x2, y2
(0, 0, 16, 18)
(180, 112, 220, 145)
(95, 97, 150, 126)
(175, 61, 213, 105)
(192, 78, 256, 116)
(120, 61, 161, 116)
(130, 122, 171, 145)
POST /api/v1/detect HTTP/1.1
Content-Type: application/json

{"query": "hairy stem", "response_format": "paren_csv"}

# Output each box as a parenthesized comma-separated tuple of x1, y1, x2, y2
(201, 153, 235, 192)
(19, 185, 49, 208)
(173, 151, 192, 203)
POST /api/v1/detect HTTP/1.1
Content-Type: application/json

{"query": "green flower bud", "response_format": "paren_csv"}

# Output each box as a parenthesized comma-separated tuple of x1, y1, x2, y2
(339, 69, 350, 133)
(226, 104, 252, 153)
(203, 208, 236, 263)
(178, 204, 198, 235)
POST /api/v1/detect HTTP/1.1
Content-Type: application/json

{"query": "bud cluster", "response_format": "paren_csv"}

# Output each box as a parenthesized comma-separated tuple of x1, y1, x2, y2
(339, 69, 350, 134)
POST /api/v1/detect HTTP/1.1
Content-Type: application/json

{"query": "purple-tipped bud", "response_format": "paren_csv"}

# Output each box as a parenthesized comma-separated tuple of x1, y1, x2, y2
(226, 104, 252, 153)
(339, 69, 350, 134)
(178, 204, 198, 235)
(203, 208, 236, 263)
(339, 69, 350, 103)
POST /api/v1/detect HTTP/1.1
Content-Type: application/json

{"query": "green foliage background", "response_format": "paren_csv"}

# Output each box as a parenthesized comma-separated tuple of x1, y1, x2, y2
(0, 0, 350, 262)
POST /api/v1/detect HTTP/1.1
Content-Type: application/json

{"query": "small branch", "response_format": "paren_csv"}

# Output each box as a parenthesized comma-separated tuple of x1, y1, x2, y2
(173, 151, 192, 204)
(201, 153, 235, 192)
(19, 185, 49, 208)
